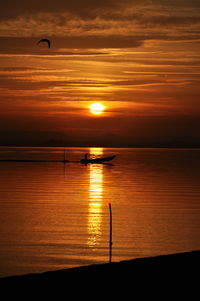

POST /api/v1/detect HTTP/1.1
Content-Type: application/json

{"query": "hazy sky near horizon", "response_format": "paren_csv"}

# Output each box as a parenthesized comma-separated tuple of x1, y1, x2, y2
(0, 0, 200, 146)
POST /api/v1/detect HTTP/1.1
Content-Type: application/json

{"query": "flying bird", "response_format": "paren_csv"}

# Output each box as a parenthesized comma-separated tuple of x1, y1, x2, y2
(37, 38, 51, 48)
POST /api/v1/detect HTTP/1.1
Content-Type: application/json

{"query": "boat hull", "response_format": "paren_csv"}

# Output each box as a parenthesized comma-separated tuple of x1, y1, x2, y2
(80, 155, 116, 164)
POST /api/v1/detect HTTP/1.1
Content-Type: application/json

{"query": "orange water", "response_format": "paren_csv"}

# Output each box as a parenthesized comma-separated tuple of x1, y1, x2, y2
(0, 147, 200, 277)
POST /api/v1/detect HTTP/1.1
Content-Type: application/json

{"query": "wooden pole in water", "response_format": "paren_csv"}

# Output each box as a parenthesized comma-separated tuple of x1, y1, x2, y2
(64, 147, 67, 162)
(109, 203, 113, 263)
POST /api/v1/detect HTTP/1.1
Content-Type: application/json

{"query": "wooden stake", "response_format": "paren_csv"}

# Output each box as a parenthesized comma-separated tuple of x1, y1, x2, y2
(109, 203, 113, 263)
(64, 147, 66, 162)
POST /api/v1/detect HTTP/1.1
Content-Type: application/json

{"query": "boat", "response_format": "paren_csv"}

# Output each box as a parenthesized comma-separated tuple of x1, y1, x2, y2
(80, 155, 116, 164)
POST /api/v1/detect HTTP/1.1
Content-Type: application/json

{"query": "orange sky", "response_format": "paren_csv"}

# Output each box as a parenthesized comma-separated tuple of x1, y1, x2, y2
(0, 0, 200, 146)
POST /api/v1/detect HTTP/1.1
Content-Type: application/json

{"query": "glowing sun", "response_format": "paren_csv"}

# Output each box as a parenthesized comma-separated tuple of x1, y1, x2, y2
(90, 103, 105, 115)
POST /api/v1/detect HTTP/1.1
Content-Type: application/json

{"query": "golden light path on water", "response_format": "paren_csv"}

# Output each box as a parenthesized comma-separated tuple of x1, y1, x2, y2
(87, 148, 103, 248)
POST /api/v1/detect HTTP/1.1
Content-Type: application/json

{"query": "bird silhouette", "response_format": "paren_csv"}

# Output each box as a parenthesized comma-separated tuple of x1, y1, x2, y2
(37, 38, 51, 48)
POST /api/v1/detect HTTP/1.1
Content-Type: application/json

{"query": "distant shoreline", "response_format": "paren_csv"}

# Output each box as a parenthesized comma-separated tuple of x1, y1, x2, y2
(1, 145, 200, 149)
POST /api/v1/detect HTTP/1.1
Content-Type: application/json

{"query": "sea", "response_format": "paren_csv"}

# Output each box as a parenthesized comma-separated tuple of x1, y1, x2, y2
(0, 147, 200, 277)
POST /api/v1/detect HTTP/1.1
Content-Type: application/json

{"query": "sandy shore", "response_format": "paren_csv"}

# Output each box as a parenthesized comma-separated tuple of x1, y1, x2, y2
(0, 250, 199, 296)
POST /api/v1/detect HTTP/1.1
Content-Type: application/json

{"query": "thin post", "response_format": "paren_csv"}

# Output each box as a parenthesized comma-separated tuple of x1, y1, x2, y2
(109, 203, 113, 263)
(64, 147, 67, 162)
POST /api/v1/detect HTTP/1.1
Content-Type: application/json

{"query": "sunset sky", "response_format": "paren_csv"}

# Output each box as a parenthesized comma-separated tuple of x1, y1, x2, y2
(0, 0, 200, 147)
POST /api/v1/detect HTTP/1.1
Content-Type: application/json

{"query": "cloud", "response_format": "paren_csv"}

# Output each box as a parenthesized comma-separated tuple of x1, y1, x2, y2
(1, 1, 200, 21)
(1, 1, 200, 20)
(1, 1, 200, 42)
(0, 36, 144, 54)
(0, 1, 127, 20)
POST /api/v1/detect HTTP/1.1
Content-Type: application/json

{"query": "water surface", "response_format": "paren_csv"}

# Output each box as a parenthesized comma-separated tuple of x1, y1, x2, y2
(0, 147, 200, 277)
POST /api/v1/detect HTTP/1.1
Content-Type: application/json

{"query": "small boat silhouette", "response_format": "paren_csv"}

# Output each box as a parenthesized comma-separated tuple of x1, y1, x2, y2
(80, 155, 116, 164)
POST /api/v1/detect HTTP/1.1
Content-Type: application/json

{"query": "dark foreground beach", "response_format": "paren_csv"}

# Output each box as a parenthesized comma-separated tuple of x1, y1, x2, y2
(0, 250, 199, 297)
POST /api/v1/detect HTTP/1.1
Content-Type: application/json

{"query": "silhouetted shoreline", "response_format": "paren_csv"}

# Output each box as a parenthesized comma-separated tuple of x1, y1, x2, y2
(1, 250, 199, 295)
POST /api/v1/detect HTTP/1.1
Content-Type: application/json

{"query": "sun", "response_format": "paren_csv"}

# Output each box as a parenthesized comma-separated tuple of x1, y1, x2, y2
(90, 103, 105, 115)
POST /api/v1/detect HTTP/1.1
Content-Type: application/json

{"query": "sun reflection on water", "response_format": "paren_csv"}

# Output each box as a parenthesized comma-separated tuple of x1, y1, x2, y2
(87, 148, 103, 248)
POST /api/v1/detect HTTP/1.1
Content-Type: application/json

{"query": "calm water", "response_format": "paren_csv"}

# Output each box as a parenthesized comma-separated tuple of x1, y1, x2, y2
(0, 147, 200, 277)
